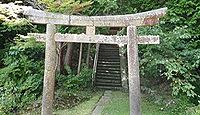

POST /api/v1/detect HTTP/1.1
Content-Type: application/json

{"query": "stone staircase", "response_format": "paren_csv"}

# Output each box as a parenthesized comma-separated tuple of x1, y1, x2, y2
(95, 44, 122, 89)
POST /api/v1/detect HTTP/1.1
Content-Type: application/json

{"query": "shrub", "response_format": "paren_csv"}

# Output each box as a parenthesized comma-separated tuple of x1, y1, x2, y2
(56, 65, 93, 94)
(0, 38, 44, 114)
(138, 0, 200, 104)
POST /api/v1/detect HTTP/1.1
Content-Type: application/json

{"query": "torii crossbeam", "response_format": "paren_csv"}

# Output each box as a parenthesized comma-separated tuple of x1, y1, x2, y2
(0, 3, 167, 115)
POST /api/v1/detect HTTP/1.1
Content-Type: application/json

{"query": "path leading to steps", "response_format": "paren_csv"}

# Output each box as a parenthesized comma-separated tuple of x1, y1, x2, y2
(92, 90, 112, 115)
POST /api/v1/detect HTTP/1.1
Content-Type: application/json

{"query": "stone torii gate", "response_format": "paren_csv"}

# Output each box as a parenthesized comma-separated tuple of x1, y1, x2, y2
(1, 4, 167, 115)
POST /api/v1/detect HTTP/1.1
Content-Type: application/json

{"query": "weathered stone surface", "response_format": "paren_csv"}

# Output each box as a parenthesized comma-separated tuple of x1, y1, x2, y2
(92, 90, 112, 115)
(127, 26, 141, 115)
(42, 24, 56, 115)
(86, 26, 95, 67)
(0, 3, 167, 26)
(28, 33, 160, 44)
(26, 7, 167, 27)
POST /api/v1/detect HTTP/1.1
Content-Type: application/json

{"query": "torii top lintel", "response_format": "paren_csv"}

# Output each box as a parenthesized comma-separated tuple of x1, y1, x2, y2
(25, 8, 167, 27)
(1, 4, 167, 27)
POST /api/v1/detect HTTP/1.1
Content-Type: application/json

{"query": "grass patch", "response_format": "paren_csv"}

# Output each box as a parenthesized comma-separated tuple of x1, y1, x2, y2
(53, 91, 103, 115)
(21, 90, 199, 115)
(21, 90, 103, 115)
(101, 91, 172, 115)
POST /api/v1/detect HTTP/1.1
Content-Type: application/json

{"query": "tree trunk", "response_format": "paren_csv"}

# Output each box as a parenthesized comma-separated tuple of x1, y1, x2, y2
(77, 43, 83, 74)
(56, 43, 61, 72)
(42, 24, 56, 115)
(59, 43, 64, 73)
(58, 43, 73, 74)
(86, 43, 91, 67)
(65, 43, 73, 67)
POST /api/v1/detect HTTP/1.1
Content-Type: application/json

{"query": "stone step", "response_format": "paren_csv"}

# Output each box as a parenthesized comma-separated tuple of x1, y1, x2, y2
(96, 79, 121, 84)
(97, 65, 120, 68)
(98, 54, 120, 58)
(98, 57, 119, 60)
(96, 75, 121, 80)
(98, 54, 119, 57)
(98, 61, 120, 65)
(95, 44, 122, 89)
(97, 64, 120, 68)
(99, 50, 119, 52)
(98, 59, 120, 62)
(96, 67, 120, 71)
(100, 46, 118, 48)
(100, 47, 118, 49)
(98, 54, 120, 57)
(98, 52, 119, 55)
(95, 82, 122, 87)
(100, 44, 118, 47)
(95, 86, 122, 90)
(96, 76, 121, 79)
(96, 70, 121, 74)
(96, 71, 121, 75)
(98, 57, 120, 60)
(96, 68, 120, 72)
(100, 47, 119, 50)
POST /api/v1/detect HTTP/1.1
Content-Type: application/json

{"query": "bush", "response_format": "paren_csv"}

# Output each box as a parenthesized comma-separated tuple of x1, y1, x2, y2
(0, 38, 44, 114)
(56, 65, 93, 95)
(137, 0, 200, 104)
(54, 65, 93, 109)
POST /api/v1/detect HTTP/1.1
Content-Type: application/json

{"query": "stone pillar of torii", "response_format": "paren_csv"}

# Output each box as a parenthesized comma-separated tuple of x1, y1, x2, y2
(0, 3, 167, 115)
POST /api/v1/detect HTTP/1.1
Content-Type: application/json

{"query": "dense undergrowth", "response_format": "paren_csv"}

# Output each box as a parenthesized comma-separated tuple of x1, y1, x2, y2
(0, 38, 93, 114)
(0, 37, 93, 114)
(0, 2, 94, 114)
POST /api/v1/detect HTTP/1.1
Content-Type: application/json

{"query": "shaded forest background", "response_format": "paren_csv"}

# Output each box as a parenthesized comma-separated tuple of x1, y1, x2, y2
(0, 0, 200, 114)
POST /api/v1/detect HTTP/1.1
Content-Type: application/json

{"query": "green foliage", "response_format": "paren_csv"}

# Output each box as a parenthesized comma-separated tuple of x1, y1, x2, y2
(53, 65, 93, 109)
(0, 38, 44, 114)
(0, 4, 36, 50)
(0, 5, 36, 71)
(0, 4, 41, 114)
(165, 96, 194, 115)
(56, 65, 93, 94)
(0, 18, 35, 49)
(54, 91, 102, 115)
(39, 0, 92, 14)
(85, 0, 119, 15)
(185, 104, 200, 115)
(137, 0, 200, 104)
